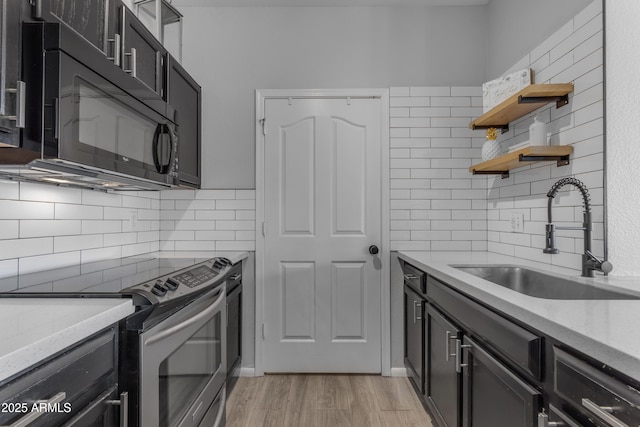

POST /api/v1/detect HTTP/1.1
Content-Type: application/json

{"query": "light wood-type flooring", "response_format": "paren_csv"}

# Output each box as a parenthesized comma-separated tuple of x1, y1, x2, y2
(226, 374, 434, 427)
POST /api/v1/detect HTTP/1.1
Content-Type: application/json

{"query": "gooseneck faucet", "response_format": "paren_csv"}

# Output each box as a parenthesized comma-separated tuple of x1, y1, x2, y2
(543, 177, 612, 277)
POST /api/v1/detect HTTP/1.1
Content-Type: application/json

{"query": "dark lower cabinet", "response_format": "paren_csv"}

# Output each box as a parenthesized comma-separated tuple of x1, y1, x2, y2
(404, 284, 425, 394)
(0, 327, 125, 427)
(426, 305, 461, 427)
(462, 336, 542, 427)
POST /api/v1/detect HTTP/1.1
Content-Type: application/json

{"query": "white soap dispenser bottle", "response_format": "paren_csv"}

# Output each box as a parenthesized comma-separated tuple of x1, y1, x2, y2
(529, 114, 547, 146)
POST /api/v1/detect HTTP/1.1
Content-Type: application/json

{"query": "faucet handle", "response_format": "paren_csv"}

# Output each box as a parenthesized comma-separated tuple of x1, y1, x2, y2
(585, 250, 613, 274)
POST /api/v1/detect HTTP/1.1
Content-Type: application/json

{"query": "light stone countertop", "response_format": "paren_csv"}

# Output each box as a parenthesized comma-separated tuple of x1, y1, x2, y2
(0, 298, 134, 384)
(397, 251, 640, 382)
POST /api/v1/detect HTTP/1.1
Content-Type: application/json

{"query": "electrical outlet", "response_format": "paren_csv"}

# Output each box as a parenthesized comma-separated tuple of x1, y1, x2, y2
(129, 211, 138, 230)
(510, 212, 524, 233)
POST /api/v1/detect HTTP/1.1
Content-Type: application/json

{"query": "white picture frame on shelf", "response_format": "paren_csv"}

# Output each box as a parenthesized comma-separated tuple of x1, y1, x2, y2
(482, 68, 533, 112)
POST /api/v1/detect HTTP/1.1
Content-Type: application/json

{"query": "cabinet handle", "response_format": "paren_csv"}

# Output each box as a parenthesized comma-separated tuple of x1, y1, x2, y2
(581, 398, 628, 427)
(5, 392, 66, 427)
(107, 33, 122, 67)
(1, 81, 26, 128)
(124, 48, 137, 79)
(106, 391, 129, 427)
(455, 339, 472, 373)
(538, 412, 565, 427)
(230, 274, 242, 281)
(403, 274, 418, 281)
(413, 301, 422, 323)
(445, 331, 457, 362)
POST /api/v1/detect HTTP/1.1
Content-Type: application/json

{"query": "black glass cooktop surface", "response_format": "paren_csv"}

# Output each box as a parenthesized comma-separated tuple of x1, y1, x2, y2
(0, 256, 211, 295)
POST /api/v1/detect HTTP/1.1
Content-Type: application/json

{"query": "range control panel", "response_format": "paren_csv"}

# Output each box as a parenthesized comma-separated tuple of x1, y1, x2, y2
(130, 257, 233, 303)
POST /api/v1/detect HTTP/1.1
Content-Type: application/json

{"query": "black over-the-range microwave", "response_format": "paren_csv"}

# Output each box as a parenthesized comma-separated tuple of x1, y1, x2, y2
(0, 2, 188, 190)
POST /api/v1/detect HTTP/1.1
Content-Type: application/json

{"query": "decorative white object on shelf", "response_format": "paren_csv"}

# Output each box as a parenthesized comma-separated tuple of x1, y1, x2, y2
(481, 128, 501, 161)
(529, 114, 548, 146)
(482, 68, 533, 113)
(134, 0, 183, 62)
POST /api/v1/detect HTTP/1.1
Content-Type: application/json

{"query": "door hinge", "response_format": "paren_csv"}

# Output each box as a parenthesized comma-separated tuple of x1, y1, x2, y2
(262, 323, 266, 340)
(262, 221, 267, 236)
(259, 118, 266, 135)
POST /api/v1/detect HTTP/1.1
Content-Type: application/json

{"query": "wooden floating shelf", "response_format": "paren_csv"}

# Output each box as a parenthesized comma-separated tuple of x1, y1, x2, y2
(470, 145, 573, 178)
(469, 83, 574, 131)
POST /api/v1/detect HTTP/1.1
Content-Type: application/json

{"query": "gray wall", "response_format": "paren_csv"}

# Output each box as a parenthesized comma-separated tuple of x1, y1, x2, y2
(178, 6, 488, 188)
(486, 0, 593, 78)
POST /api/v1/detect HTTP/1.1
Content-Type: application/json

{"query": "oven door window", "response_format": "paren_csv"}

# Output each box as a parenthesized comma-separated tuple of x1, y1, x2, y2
(158, 311, 222, 427)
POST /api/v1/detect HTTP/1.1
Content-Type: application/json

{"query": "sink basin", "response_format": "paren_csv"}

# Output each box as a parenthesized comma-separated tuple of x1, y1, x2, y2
(452, 265, 640, 300)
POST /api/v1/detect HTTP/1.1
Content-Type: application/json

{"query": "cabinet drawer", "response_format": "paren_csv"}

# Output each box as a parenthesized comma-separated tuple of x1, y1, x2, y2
(427, 276, 543, 380)
(0, 328, 117, 426)
(402, 262, 426, 294)
(554, 347, 640, 427)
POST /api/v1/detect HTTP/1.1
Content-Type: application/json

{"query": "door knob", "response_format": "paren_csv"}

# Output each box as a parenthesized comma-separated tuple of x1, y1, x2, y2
(369, 245, 379, 255)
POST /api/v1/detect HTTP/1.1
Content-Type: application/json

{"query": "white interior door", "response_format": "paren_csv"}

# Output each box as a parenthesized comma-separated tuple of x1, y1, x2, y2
(263, 97, 382, 373)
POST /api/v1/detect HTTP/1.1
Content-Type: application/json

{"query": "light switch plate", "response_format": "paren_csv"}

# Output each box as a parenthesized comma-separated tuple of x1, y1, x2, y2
(510, 212, 524, 233)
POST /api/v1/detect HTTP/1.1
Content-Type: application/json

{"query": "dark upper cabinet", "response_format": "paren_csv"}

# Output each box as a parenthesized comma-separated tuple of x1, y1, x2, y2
(0, 0, 27, 146)
(119, 3, 165, 99)
(31, 0, 116, 56)
(166, 55, 202, 188)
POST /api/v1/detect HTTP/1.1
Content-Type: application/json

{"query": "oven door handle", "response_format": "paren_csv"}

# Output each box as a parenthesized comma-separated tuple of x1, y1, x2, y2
(145, 288, 224, 346)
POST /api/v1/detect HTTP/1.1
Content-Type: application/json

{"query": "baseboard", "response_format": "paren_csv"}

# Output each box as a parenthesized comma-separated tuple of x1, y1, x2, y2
(239, 367, 256, 377)
(389, 367, 408, 377)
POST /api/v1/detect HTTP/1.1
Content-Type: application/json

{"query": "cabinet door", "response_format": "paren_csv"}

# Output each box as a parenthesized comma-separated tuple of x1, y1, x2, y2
(167, 55, 202, 187)
(427, 305, 461, 427)
(0, 0, 24, 146)
(31, 0, 113, 55)
(462, 336, 541, 427)
(404, 285, 425, 394)
(120, 4, 164, 97)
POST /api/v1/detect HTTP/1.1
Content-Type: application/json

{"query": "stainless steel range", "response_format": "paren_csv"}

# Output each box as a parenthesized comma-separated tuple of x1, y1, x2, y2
(3, 255, 232, 427)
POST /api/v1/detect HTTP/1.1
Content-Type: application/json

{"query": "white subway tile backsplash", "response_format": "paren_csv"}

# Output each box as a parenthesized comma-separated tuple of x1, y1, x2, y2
(18, 252, 81, 275)
(0, 237, 53, 260)
(55, 234, 104, 253)
(195, 189, 236, 199)
(216, 199, 255, 210)
(0, 220, 19, 239)
(20, 220, 82, 238)
(410, 87, 451, 97)
(0, 182, 19, 200)
(20, 183, 82, 204)
(390, 87, 411, 97)
(0, 200, 54, 220)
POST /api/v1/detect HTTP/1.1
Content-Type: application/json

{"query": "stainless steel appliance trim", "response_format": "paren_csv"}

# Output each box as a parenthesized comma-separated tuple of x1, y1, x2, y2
(146, 286, 224, 345)
(140, 285, 227, 427)
(213, 388, 226, 427)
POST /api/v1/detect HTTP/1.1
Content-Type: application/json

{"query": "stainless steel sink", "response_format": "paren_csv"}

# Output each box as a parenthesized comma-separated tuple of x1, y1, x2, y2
(452, 265, 640, 300)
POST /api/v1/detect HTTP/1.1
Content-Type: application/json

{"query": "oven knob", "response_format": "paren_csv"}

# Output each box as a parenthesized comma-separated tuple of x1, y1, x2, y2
(152, 283, 167, 296)
(165, 277, 179, 291)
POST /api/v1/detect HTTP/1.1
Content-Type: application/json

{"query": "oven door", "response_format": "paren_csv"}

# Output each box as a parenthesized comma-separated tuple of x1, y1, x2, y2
(140, 286, 226, 427)
(39, 49, 178, 185)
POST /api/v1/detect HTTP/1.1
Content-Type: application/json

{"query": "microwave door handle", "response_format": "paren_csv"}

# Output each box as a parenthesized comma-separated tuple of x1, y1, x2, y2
(166, 124, 177, 171)
(145, 288, 225, 346)
(152, 123, 163, 173)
